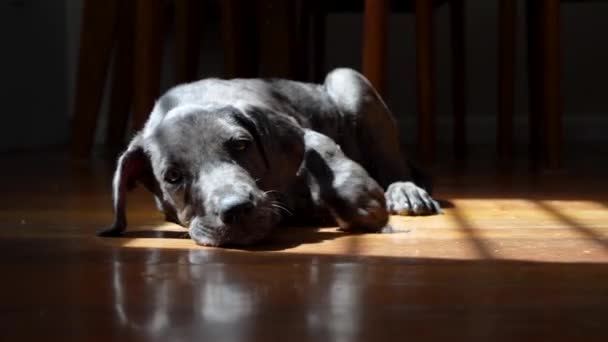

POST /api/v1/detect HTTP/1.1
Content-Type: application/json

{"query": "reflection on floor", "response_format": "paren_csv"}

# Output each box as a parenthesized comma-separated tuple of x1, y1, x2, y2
(1, 153, 607, 341)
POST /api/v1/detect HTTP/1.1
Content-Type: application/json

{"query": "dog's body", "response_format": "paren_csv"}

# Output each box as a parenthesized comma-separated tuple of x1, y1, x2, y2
(100, 68, 440, 246)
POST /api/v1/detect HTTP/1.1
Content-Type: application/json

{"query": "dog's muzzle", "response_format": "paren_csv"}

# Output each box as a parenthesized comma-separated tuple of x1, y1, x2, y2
(188, 190, 278, 246)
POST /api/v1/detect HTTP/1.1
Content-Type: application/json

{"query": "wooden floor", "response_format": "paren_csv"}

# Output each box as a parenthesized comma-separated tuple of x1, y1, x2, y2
(1, 153, 607, 341)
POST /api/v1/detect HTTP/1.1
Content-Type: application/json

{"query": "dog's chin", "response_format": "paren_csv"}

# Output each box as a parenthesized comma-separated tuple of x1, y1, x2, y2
(188, 227, 225, 247)
(188, 217, 276, 247)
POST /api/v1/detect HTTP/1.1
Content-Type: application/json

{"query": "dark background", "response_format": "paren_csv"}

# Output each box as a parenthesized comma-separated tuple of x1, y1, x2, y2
(1, 0, 607, 165)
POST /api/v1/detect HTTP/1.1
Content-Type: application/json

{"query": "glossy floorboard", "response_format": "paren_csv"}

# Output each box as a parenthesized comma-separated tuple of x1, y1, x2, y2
(1, 154, 607, 341)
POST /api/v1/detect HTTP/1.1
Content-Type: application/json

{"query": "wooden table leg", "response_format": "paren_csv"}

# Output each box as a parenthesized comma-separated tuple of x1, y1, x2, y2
(132, 0, 164, 131)
(362, 0, 389, 95)
(415, 0, 435, 165)
(541, 0, 562, 170)
(497, 0, 516, 159)
(451, 0, 466, 160)
(71, 0, 119, 158)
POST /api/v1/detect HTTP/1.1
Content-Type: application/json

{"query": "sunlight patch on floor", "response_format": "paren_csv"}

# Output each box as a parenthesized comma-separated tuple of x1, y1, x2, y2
(91, 197, 608, 263)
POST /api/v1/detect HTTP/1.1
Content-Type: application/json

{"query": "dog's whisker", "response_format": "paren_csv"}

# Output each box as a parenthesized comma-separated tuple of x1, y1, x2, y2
(257, 206, 278, 215)
(254, 206, 283, 220)
(272, 206, 291, 217)
(271, 201, 293, 216)
(263, 190, 282, 199)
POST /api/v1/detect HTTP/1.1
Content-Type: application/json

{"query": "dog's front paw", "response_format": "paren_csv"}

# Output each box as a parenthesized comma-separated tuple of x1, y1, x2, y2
(385, 181, 441, 216)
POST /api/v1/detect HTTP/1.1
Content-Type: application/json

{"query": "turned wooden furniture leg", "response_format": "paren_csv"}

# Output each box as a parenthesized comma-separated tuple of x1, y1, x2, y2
(311, 0, 326, 83)
(106, 0, 135, 154)
(71, 0, 119, 158)
(362, 0, 389, 95)
(526, 0, 542, 168)
(540, 0, 562, 169)
(256, 0, 297, 78)
(415, 0, 435, 165)
(175, 0, 202, 84)
(497, 0, 516, 159)
(220, 0, 258, 78)
(451, 0, 466, 160)
(220, 0, 237, 78)
(132, 0, 164, 131)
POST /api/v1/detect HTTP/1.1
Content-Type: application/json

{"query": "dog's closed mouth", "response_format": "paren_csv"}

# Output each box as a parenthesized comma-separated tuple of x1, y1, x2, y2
(189, 232, 224, 247)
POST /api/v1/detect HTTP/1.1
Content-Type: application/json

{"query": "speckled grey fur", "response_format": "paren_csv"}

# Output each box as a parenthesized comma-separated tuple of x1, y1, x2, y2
(99, 68, 440, 246)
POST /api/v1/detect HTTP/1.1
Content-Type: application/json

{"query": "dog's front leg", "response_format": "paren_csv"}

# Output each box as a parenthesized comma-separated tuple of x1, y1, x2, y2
(323, 68, 441, 216)
(299, 130, 389, 232)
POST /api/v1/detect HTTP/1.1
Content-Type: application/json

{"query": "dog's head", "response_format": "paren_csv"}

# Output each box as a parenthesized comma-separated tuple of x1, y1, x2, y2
(108, 105, 304, 246)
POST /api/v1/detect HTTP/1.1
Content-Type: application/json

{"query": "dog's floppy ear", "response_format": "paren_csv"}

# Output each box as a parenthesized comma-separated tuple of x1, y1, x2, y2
(231, 110, 270, 169)
(240, 106, 305, 190)
(98, 134, 156, 236)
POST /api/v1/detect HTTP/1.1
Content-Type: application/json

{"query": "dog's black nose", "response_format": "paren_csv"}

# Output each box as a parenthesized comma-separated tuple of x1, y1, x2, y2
(219, 195, 254, 224)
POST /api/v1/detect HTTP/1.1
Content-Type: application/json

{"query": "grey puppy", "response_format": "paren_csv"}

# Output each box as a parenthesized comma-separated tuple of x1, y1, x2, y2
(99, 68, 441, 246)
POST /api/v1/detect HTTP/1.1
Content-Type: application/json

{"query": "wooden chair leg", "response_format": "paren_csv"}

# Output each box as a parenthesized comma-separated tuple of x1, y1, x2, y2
(221, 0, 258, 78)
(540, 0, 562, 170)
(451, 0, 466, 160)
(132, 0, 165, 131)
(220, 0, 237, 78)
(255, 0, 297, 79)
(294, 0, 311, 81)
(497, 0, 516, 159)
(526, 0, 542, 169)
(415, 0, 435, 165)
(175, 0, 202, 84)
(71, 0, 119, 158)
(106, 0, 135, 154)
(362, 0, 389, 95)
(311, 0, 326, 83)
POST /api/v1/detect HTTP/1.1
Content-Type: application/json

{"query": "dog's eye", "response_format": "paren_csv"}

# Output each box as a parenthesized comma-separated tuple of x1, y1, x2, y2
(228, 138, 250, 152)
(164, 169, 183, 185)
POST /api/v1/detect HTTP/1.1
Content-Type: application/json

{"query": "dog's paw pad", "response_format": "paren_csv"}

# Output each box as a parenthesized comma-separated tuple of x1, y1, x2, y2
(385, 181, 441, 216)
